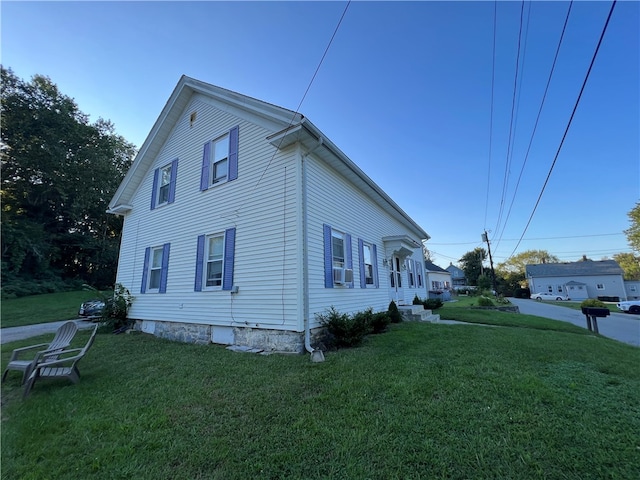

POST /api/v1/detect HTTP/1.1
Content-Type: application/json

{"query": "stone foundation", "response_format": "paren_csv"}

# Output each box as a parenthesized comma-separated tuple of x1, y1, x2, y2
(133, 319, 321, 354)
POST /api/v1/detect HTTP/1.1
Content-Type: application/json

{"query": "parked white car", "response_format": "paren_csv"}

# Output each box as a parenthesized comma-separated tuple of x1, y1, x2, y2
(530, 293, 570, 301)
(617, 300, 640, 314)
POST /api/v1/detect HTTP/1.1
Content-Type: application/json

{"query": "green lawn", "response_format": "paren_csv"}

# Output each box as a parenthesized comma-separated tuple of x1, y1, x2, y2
(2, 317, 639, 479)
(1, 290, 110, 328)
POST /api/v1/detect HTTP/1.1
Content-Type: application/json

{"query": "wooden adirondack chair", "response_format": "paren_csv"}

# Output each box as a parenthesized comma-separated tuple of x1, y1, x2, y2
(23, 324, 98, 398)
(2, 321, 78, 385)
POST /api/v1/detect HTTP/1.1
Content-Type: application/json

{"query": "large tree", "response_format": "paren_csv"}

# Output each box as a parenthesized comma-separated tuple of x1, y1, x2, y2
(496, 250, 560, 276)
(613, 252, 640, 280)
(458, 247, 487, 286)
(1, 67, 136, 288)
(625, 202, 640, 253)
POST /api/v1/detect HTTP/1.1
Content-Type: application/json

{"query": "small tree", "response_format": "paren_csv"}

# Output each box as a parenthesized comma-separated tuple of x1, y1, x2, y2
(388, 300, 402, 323)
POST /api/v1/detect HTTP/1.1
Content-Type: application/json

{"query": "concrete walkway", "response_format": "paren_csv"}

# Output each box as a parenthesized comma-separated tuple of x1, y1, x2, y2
(508, 297, 640, 347)
(1, 319, 97, 345)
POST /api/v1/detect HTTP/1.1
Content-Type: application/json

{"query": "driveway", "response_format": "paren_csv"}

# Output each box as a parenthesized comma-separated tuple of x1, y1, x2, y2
(509, 297, 640, 347)
(1, 319, 96, 345)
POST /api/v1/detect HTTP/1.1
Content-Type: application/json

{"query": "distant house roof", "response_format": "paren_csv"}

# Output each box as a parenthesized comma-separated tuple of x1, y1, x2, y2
(446, 263, 465, 278)
(526, 260, 623, 278)
(424, 261, 449, 273)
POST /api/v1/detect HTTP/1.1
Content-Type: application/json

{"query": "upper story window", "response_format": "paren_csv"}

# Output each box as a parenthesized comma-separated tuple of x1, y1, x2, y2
(200, 126, 239, 191)
(151, 159, 178, 210)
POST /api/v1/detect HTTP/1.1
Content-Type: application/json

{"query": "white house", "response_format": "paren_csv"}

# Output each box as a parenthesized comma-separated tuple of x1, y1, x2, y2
(424, 261, 452, 300)
(108, 76, 430, 353)
(525, 260, 626, 301)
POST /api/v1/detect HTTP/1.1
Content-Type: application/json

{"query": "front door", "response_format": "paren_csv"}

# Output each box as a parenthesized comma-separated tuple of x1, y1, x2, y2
(389, 256, 405, 305)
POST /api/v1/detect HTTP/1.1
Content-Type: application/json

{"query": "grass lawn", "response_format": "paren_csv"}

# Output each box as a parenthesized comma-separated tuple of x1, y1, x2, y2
(2, 316, 639, 479)
(1, 290, 111, 328)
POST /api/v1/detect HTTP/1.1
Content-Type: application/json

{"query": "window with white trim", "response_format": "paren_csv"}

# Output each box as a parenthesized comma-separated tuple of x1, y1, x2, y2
(407, 260, 415, 287)
(596, 283, 605, 290)
(363, 243, 374, 285)
(211, 134, 229, 185)
(205, 234, 224, 288)
(547, 285, 553, 293)
(149, 247, 164, 290)
(157, 164, 172, 205)
(332, 230, 345, 268)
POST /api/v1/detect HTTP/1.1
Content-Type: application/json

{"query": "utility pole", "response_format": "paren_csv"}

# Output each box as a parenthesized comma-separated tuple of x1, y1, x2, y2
(481, 231, 497, 294)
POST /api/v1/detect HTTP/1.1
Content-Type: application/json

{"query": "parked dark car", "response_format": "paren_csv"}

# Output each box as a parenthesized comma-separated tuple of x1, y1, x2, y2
(78, 299, 105, 317)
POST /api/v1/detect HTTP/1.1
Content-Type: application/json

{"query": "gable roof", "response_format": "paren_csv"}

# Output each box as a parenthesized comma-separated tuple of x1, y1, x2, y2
(108, 76, 429, 240)
(445, 264, 465, 278)
(525, 260, 623, 278)
(424, 261, 449, 273)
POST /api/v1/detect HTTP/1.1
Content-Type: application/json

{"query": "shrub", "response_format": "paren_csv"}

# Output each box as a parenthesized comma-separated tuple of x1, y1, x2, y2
(412, 295, 423, 305)
(99, 283, 134, 332)
(580, 298, 607, 309)
(370, 311, 391, 334)
(317, 307, 370, 348)
(477, 296, 494, 307)
(388, 300, 403, 323)
(423, 298, 444, 310)
(514, 288, 531, 299)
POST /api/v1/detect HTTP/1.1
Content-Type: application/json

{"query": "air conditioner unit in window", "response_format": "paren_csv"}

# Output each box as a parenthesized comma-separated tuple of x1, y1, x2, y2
(333, 267, 354, 285)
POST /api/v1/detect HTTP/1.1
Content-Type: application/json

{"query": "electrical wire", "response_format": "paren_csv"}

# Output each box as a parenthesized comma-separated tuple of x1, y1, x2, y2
(507, 0, 618, 260)
(496, 1, 573, 250)
(483, 1, 497, 230)
(493, 0, 526, 241)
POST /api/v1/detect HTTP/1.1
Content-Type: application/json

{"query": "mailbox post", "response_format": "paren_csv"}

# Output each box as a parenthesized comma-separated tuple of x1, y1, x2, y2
(581, 307, 610, 334)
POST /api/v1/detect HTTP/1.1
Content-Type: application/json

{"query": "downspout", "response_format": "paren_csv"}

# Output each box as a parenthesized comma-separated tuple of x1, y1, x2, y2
(302, 138, 325, 362)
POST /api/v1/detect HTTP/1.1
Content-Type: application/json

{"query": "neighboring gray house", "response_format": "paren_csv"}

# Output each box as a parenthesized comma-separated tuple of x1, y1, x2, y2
(108, 76, 430, 353)
(424, 261, 452, 300)
(446, 263, 466, 288)
(624, 281, 640, 300)
(525, 260, 626, 301)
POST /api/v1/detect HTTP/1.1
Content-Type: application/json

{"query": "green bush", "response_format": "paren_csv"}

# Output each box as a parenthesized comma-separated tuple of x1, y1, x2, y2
(477, 296, 494, 307)
(423, 298, 444, 310)
(370, 311, 391, 334)
(412, 295, 423, 305)
(388, 300, 403, 323)
(580, 299, 607, 309)
(317, 307, 370, 348)
(98, 283, 135, 332)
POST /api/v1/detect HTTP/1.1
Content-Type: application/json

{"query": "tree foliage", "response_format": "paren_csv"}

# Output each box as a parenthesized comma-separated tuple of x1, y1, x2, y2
(496, 250, 560, 276)
(1, 67, 136, 289)
(625, 202, 640, 253)
(458, 248, 487, 286)
(613, 252, 640, 281)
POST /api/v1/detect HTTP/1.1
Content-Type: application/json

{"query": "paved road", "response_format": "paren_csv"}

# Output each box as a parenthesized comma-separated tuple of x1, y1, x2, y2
(1, 319, 96, 345)
(509, 297, 640, 347)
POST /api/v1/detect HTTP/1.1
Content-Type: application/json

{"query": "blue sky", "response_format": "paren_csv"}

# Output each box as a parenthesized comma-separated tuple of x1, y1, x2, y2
(2, 1, 638, 267)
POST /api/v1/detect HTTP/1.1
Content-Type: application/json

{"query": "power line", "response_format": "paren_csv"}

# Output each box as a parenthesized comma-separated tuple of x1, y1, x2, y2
(427, 232, 624, 245)
(497, 1, 573, 250)
(506, 0, 618, 260)
(483, 0, 497, 230)
(493, 0, 526, 241)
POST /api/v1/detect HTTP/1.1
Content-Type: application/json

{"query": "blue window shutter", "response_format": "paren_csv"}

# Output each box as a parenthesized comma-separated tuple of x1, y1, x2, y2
(150, 168, 159, 210)
(222, 228, 236, 291)
(372, 243, 379, 288)
(228, 126, 239, 181)
(168, 158, 178, 204)
(194, 235, 205, 292)
(345, 233, 353, 288)
(200, 142, 211, 191)
(323, 224, 333, 288)
(358, 239, 366, 289)
(141, 247, 150, 293)
(159, 243, 170, 293)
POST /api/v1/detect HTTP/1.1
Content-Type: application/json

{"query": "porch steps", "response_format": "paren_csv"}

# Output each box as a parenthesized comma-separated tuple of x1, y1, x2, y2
(398, 305, 440, 323)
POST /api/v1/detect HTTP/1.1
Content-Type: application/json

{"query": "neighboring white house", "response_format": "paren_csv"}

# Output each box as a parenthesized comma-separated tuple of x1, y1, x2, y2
(525, 260, 626, 301)
(624, 281, 640, 300)
(108, 76, 430, 353)
(424, 261, 452, 300)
